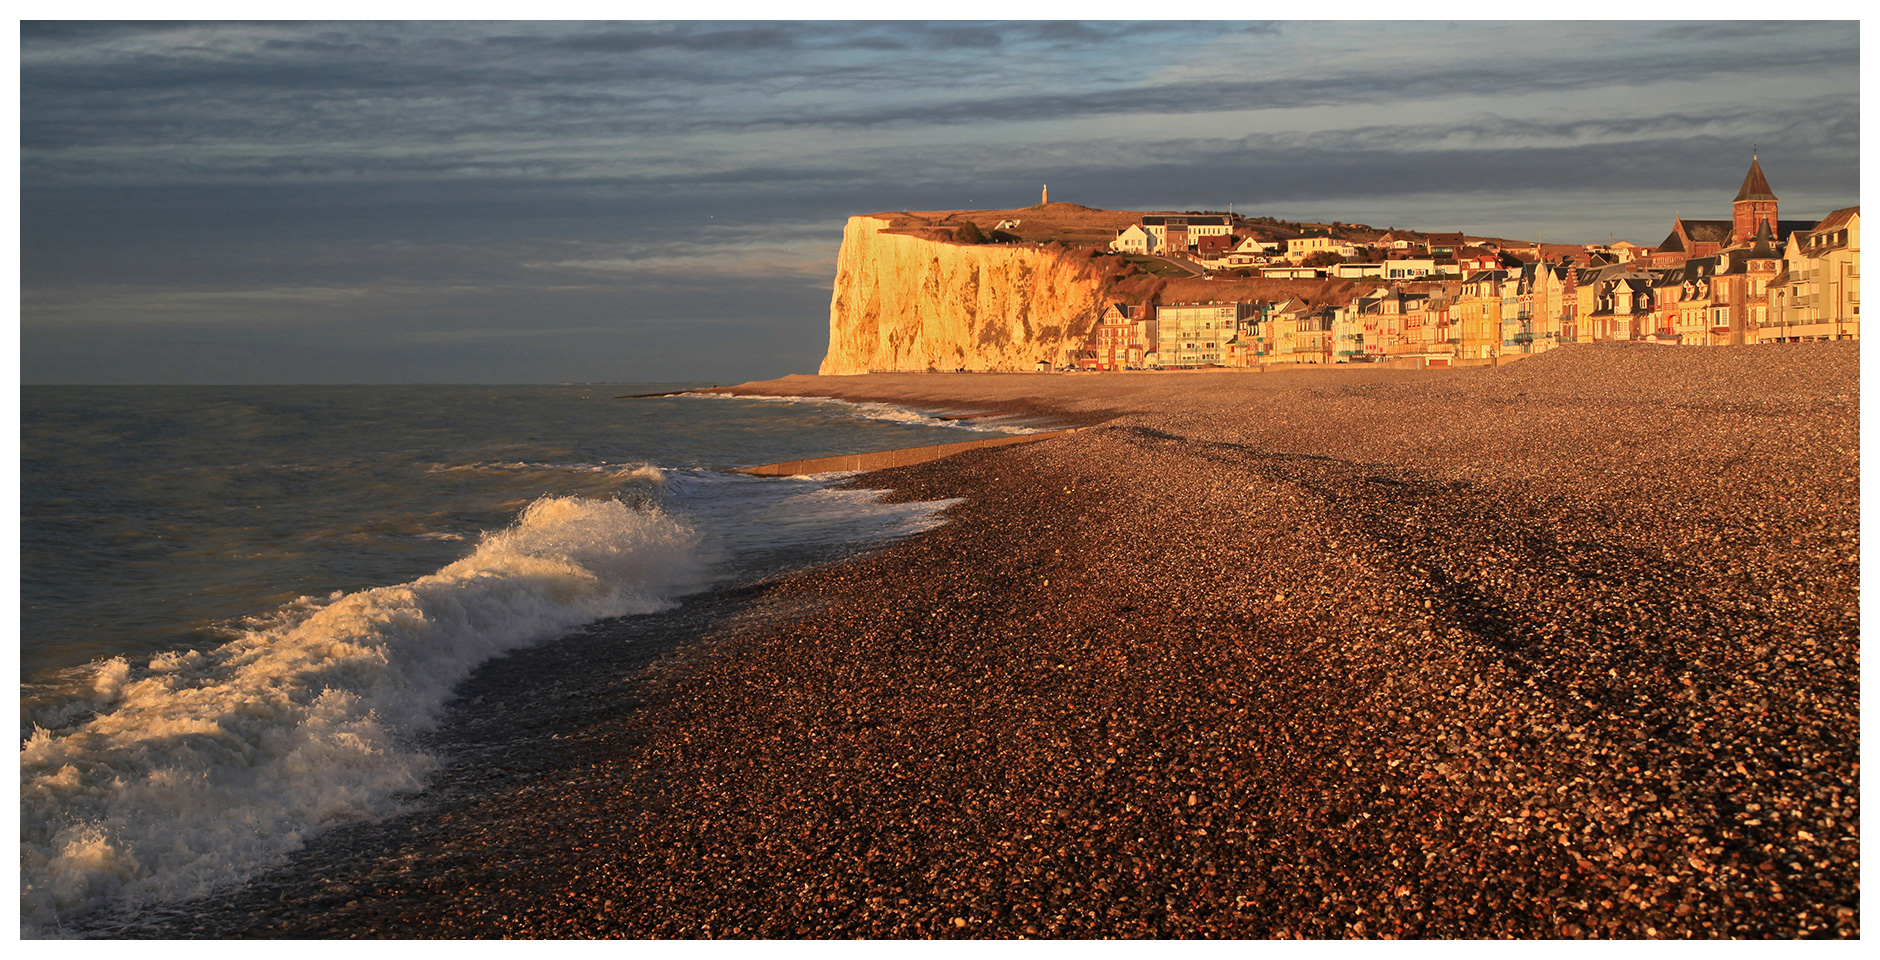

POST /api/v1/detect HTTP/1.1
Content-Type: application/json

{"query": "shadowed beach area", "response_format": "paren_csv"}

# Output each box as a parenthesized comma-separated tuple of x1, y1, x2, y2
(135, 342, 1856, 939)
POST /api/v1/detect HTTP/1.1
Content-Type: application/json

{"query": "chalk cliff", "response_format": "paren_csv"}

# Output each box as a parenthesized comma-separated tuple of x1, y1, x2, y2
(819, 216, 1109, 374)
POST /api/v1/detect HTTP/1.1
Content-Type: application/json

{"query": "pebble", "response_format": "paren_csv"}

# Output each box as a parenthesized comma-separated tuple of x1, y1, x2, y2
(143, 343, 1857, 940)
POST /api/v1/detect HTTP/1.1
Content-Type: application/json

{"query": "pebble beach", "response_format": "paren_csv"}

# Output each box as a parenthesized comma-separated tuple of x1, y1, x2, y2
(137, 342, 1858, 939)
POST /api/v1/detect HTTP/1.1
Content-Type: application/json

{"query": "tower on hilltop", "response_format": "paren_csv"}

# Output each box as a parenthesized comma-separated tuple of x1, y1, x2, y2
(1042, 184, 1049, 205)
(1733, 152, 1778, 245)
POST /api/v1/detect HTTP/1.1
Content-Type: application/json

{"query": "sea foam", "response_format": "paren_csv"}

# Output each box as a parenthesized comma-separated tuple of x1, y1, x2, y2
(690, 393, 1047, 435)
(20, 489, 711, 934)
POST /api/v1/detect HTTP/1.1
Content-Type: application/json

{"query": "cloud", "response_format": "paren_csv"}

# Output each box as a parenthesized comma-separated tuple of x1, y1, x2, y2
(536, 246, 839, 281)
(24, 20, 1853, 163)
(18, 21, 1862, 383)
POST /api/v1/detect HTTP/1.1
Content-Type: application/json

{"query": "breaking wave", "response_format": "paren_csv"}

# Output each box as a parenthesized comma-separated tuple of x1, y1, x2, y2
(20, 490, 712, 935)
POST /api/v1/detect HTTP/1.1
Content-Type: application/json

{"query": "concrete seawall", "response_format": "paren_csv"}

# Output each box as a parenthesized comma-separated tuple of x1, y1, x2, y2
(734, 427, 1084, 477)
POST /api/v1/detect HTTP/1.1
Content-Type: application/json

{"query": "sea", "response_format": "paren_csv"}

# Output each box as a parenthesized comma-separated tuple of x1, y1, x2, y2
(18, 383, 1038, 936)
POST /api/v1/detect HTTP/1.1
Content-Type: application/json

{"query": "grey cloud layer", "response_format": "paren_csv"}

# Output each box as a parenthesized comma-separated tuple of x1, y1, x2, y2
(24, 21, 1855, 160)
(20, 20, 1860, 383)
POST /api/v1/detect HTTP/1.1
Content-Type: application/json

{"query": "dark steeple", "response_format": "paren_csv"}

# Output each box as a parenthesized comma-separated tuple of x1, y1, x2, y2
(1747, 218, 1778, 257)
(1731, 153, 1779, 248)
(1734, 154, 1777, 202)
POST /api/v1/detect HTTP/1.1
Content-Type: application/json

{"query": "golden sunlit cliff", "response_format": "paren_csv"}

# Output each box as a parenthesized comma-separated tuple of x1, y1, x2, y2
(819, 216, 1110, 374)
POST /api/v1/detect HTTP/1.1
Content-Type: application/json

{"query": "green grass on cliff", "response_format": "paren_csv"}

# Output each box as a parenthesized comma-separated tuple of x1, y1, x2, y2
(1120, 255, 1193, 278)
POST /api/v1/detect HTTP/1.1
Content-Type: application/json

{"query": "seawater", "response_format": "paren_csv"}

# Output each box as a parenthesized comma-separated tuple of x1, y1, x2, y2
(19, 384, 1031, 935)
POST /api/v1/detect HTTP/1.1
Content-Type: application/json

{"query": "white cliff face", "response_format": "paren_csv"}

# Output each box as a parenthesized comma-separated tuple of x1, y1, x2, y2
(820, 216, 1109, 374)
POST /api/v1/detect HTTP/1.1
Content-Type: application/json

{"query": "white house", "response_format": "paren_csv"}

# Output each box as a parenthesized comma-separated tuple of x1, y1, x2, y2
(1110, 224, 1155, 255)
(1334, 262, 1385, 279)
(1285, 236, 1358, 263)
(1384, 257, 1442, 280)
(1141, 215, 1232, 254)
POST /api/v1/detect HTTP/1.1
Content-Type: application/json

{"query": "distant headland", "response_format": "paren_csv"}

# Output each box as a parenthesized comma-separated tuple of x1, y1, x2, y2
(821, 160, 1859, 375)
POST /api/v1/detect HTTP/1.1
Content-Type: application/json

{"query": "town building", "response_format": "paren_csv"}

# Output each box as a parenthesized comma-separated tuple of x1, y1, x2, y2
(1573, 264, 1657, 343)
(1141, 215, 1232, 255)
(1083, 302, 1160, 370)
(1423, 232, 1466, 256)
(1767, 207, 1861, 342)
(1261, 265, 1324, 279)
(1651, 155, 1815, 267)
(1334, 262, 1385, 279)
(1285, 234, 1355, 263)
(1454, 270, 1507, 359)
(1080, 152, 1855, 370)
(1109, 224, 1154, 255)
(1195, 234, 1235, 259)
(1155, 301, 1256, 367)
(1384, 257, 1441, 280)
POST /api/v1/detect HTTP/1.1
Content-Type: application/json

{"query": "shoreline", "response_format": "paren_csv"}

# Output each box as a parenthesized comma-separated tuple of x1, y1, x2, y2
(734, 427, 1088, 477)
(137, 341, 1858, 938)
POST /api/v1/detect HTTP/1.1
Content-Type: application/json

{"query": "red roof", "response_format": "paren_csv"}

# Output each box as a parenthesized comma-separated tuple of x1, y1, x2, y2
(1734, 156, 1776, 202)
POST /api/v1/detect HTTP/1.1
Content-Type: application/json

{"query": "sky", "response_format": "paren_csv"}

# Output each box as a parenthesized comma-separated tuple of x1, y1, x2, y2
(16, 19, 1863, 384)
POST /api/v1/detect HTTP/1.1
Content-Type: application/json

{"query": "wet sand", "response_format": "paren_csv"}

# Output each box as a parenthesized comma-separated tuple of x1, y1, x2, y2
(153, 342, 1857, 938)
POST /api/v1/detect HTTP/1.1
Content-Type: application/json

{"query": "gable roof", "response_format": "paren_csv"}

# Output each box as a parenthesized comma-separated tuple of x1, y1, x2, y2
(1813, 206, 1860, 232)
(1683, 219, 1734, 244)
(1734, 157, 1777, 202)
(1141, 215, 1230, 227)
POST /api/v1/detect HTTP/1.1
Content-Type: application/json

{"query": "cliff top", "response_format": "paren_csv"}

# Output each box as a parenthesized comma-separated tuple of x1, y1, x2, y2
(868, 204, 1521, 250)
(871, 205, 1145, 246)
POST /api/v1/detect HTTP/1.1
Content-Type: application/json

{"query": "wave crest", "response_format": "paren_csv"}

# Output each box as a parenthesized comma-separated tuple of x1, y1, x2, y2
(20, 493, 710, 934)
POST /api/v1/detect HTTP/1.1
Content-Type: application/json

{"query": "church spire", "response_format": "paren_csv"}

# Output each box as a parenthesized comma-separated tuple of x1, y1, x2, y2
(1731, 153, 1779, 248)
(1734, 154, 1776, 202)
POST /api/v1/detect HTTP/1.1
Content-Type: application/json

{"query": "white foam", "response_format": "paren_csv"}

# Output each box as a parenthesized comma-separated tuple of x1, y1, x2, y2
(20, 491, 713, 934)
(424, 460, 675, 478)
(662, 469, 962, 558)
(19, 465, 962, 935)
(688, 393, 1046, 435)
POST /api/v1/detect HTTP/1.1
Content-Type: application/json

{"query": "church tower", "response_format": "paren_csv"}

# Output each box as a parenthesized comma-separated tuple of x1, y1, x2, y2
(1732, 153, 1778, 246)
